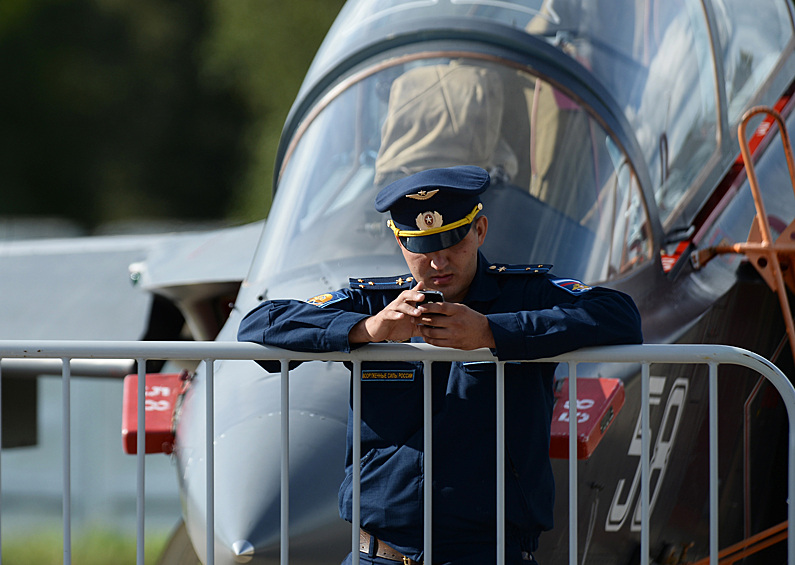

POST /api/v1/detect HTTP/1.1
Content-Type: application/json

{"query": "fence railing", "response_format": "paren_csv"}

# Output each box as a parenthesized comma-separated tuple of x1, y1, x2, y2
(0, 341, 793, 565)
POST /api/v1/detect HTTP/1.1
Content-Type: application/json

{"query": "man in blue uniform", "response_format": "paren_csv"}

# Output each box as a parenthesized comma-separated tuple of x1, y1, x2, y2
(238, 166, 643, 565)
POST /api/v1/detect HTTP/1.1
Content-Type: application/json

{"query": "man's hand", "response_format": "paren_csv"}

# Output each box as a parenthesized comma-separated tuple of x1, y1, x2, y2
(349, 282, 429, 344)
(416, 302, 496, 350)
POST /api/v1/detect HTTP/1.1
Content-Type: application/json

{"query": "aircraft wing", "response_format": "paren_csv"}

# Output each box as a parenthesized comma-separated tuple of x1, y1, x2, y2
(0, 221, 263, 447)
(0, 220, 264, 358)
(0, 233, 164, 342)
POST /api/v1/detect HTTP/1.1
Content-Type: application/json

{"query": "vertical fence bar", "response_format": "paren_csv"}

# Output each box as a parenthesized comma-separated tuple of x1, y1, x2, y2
(496, 361, 505, 565)
(0, 360, 3, 565)
(280, 359, 290, 565)
(352, 358, 362, 565)
(708, 362, 719, 564)
(206, 359, 215, 565)
(62, 358, 71, 565)
(567, 362, 577, 565)
(423, 360, 433, 565)
(640, 363, 650, 565)
(789, 402, 795, 565)
(136, 359, 147, 565)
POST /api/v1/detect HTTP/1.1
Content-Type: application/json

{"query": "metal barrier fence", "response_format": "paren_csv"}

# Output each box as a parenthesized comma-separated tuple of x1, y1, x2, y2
(0, 341, 793, 565)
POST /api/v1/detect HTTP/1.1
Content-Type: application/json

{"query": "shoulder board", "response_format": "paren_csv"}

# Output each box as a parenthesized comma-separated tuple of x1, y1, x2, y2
(486, 263, 552, 275)
(349, 274, 415, 290)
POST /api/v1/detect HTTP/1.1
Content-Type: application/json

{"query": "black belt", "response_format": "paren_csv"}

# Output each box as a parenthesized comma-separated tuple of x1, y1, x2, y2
(359, 529, 422, 565)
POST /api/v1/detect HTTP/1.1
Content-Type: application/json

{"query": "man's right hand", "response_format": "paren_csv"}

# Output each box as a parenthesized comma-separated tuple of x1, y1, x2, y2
(349, 282, 428, 344)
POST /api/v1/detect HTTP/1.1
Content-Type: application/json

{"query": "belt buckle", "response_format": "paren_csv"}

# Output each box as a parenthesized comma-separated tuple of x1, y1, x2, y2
(402, 558, 410, 565)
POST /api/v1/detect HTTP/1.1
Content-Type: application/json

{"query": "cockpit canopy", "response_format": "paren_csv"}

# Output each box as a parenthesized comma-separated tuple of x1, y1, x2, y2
(257, 56, 651, 284)
(252, 0, 795, 287)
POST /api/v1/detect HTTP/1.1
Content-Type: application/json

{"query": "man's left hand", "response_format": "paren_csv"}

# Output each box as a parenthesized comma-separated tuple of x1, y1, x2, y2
(416, 303, 496, 350)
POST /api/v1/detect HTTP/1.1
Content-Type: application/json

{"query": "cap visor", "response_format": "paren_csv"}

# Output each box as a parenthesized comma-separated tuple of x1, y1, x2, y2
(399, 223, 472, 253)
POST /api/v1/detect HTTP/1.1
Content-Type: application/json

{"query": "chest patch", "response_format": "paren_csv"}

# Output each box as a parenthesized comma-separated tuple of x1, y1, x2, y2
(305, 290, 348, 307)
(361, 370, 416, 382)
(550, 278, 592, 295)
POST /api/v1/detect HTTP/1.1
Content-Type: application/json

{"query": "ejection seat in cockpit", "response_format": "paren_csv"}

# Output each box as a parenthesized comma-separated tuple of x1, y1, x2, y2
(374, 61, 519, 187)
(374, 61, 597, 275)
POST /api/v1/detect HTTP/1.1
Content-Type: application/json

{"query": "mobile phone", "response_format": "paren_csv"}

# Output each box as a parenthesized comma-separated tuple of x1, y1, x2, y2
(419, 290, 444, 303)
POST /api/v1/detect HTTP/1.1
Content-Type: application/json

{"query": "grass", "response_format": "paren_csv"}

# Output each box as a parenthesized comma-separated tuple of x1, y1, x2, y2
(1, 528, 170, 565)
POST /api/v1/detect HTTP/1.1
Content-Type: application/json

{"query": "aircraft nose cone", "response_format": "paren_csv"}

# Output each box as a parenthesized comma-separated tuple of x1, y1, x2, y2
(231, 539, 254, 563)
(205, 409, 351, 565)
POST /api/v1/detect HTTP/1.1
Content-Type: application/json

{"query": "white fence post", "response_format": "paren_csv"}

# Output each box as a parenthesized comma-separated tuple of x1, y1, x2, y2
(496, 361, 506, 565)
(567, 361, 578, 565)
(205, 358, 215, 565)
(351, 358, 362, 565)
(280, 358, 290, 565)
(61, 358, 71, 565)
(136, 358, 146, 565)
(708, 362, 720, 565)
(640, 362, 650, 565)
(423, 360, 433, 564)
(0, 359, 3, 565)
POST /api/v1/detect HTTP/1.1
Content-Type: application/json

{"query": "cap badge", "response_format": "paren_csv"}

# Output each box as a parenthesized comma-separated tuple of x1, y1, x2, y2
(405, 189, 439, 201)
(416, 211, 443, 231)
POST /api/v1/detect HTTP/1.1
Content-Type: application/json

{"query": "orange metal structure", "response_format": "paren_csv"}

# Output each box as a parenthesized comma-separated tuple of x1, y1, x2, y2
(688, 520, 788, 565)
(693, 106, 795, 362)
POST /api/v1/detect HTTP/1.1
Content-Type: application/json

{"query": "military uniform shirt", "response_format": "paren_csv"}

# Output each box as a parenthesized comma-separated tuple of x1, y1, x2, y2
(238, 251, 643, 563)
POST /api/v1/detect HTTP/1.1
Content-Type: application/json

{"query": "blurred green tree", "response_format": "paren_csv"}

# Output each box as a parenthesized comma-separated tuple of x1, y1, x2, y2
(0, 0, 344, 230)
(202, 0, 346, 221)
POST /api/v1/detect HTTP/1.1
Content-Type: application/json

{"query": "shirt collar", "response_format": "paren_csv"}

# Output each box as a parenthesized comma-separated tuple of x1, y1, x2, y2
(463, 251, 500, 304)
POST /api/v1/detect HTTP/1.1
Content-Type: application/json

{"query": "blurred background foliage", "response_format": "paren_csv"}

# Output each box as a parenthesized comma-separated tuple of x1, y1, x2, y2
(0, 0, 346, 232)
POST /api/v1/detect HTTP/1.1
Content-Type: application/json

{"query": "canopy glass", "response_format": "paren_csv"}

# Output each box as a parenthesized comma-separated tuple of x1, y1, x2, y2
(255, 55, 651, 285)
(302, 0, 793, 229)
